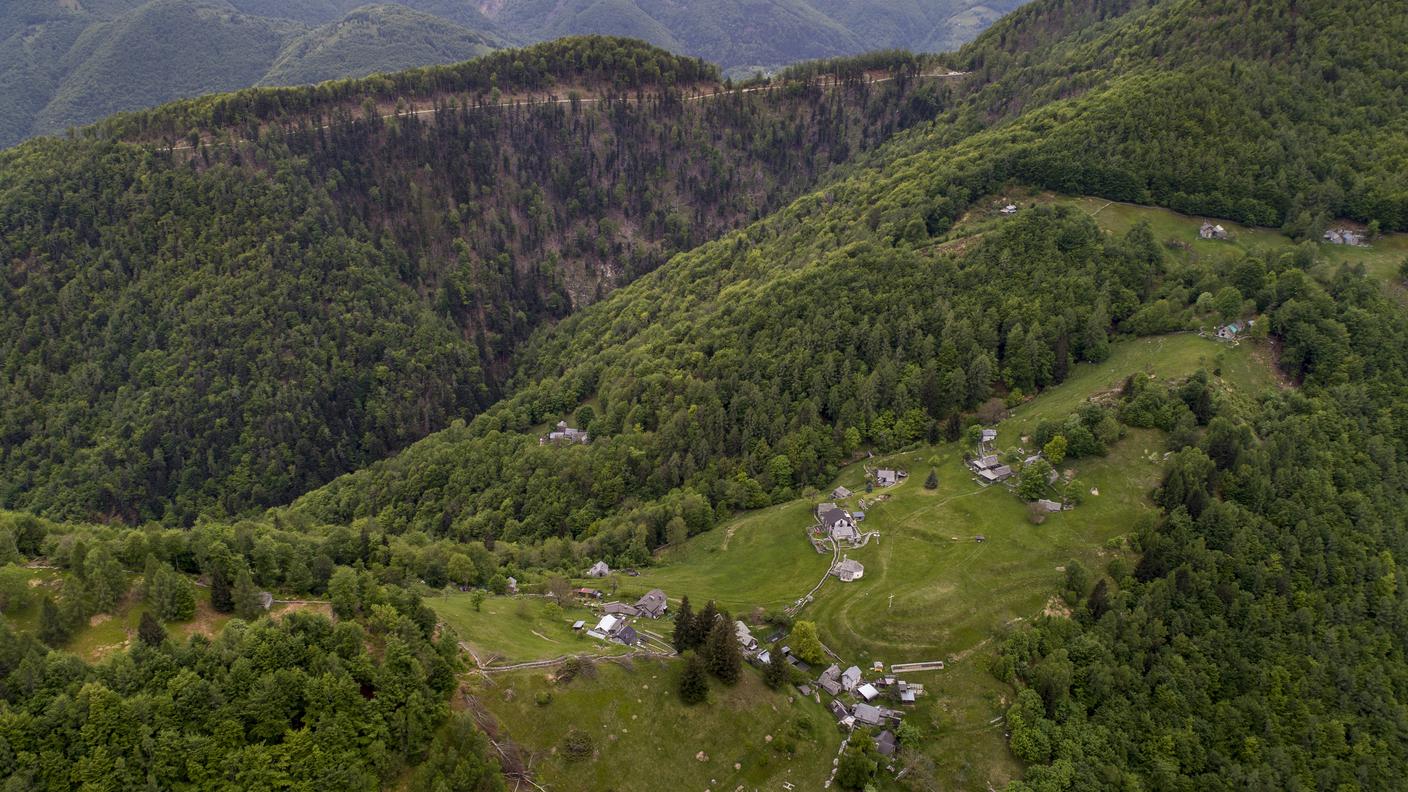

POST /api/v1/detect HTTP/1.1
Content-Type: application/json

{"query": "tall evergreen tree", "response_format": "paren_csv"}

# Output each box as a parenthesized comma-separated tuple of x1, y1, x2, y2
(671, 595, 696, 653)
(764, 641, 788, 689)
(210, 567, 234, 613)
(707, 613, 742, 684)
(233, 569, 265, 621)
(693, 600, 719, 660)
(678, 651, 709, 705)
(39, 596, 68, 647)
(138, 610, 166, 647)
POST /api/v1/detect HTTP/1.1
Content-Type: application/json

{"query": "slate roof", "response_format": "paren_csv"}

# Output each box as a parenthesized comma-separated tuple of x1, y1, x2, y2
(877, 730, 897, 756)
(634, 589, 668, 618)
(853, 703, 883, 725)
(841, 665, 862, 690)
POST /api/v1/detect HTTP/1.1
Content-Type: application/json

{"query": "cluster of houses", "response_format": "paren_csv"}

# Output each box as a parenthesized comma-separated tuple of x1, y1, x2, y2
(579, 587, 669, 647)
(969, 454, 1012, 483)
(969, 427, 1013, 484)
(540, 420, 589, 445)
(812, 662, 919, 757)
(1324, 228, 1366, 246)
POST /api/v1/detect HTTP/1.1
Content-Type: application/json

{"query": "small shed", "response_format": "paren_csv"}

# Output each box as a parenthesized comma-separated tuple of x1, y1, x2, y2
(857, 683, 880, 701)
(831, 485, 853, 499)
(586, 561, 610, 578)
(876, 730, 897, 756)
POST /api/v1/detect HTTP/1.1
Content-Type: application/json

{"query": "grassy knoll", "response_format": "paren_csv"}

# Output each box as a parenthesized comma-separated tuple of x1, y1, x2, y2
(430, 593, 632, 665)
(475, 659, 840, 791)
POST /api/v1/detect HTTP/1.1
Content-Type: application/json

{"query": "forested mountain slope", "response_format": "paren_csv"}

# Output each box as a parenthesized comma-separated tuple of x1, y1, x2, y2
(0, 40, 945, 524)
(280, 0, 1408, 786)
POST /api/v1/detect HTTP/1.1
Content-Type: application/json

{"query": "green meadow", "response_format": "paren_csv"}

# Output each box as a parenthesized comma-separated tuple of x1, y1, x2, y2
(465, 333, 1279, 790)
(429, 593, 632, 665)
(475, 659, 841, 792)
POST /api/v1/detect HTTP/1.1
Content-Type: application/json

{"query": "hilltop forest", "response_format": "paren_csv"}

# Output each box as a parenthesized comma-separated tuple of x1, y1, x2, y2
(2, 0, 1408, 789)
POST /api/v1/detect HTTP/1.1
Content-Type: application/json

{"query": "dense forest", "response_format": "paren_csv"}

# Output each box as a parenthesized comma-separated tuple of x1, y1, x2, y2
(0, 41, 941, 525)
(0, 508, 502, 789)
(999, 262, 1408, 789)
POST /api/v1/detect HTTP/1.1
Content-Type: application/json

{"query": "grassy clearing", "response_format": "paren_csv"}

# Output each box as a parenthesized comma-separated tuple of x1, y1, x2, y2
(475, 659, 840, 791)
(429, 593, 632, 665)
(1034, 193, 1408, 284)
(0, 571, 235, 663)
(607, 335, 1276, 790)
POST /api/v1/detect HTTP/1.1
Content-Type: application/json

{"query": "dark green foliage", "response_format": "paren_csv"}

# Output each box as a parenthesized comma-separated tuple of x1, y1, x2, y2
(410, 712, 505, 791)
(924, 468, 939, 489)
(678, 651, 710, 705)
(561, 728, 594, 761)
(0, 595, 462, 789)
(691, 600, 719, 657)
(671, 595, 696, 653)
(210, 567, 234, 614)
(137, 610, 166, 647)
(706, 613, 742, 684)
(998, 246, 1408, 786)
(1, 41, 935, 526)
(951, 0, 1408, 231)
(146, 561, 196, 622)
(835, 741, 878, 789)
(233, 569, 266, 621)
(764, 642, 789, 690)
(38, 596, 68, 647)
(293, 208, 1130, 551)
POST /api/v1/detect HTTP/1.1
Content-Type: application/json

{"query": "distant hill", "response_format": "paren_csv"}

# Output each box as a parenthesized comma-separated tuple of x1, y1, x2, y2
(0, 0, 1027, 148)
(259, 5, 499, 86)
(0, 0, 506, 148)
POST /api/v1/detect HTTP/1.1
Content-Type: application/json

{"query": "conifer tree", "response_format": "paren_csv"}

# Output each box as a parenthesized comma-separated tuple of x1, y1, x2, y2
(672, 595, 696, 653)
(707, 614, 742, 684)
(924, 469, 939, 489)
(233, 569, 265, 620)
(39, 596, 68, 647)
(678, 652, 709, 705)
(138, 610, 166, 647)
(693, 600, 719, 660)
(210, 567, 234, 613)
(764, 641, 788, 689)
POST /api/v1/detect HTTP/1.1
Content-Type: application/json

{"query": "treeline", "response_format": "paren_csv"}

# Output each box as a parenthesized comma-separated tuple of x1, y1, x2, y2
(0, 41, 941, 525)
(90, 36, 718, 143)
(997, 257, 1408, 789)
